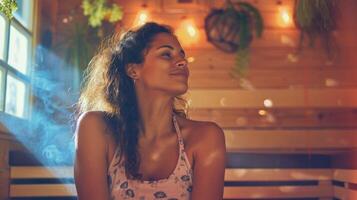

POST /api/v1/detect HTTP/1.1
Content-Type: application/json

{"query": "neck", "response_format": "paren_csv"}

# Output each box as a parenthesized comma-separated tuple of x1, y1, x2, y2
(135, 88, 176, 141)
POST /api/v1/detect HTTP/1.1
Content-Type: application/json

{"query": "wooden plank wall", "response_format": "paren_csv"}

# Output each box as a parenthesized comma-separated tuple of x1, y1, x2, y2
(114, 0, 357, 155)
(114, 0, 357, 167)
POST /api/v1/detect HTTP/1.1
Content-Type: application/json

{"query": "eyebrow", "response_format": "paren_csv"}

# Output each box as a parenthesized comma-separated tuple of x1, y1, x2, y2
(156, 45, 186, 57)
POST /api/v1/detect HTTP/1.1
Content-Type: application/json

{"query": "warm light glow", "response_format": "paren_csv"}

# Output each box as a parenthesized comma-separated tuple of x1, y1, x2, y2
(220, 97, 226, 106)
(186, 24, 197, 37)
(259, 110, 267, 116)
(280, 34, 295, 46)
(139, 12, 148, 22)
(264, 99, 273, 108)
(175, 19, 200, 47)
(187, 56, 195, 63)
(287, 53, 299, 63)
(277, 7, 293, 28)
(325, 78, 339, 87)
(133, 9, 149, 27)
(281, 9, 290, 24)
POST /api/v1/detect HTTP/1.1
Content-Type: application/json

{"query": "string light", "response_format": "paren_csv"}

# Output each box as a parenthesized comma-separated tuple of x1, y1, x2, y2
(276, 1, 292, 28)
(175, 17, 199, 47)
(186, 24, 197, 37)
(187, 56, 195, 63)
(264, 99, 273, 108)
(133, 3, 149, 27)
(279, 7, 291, 26)
(258, 109, 267, 116)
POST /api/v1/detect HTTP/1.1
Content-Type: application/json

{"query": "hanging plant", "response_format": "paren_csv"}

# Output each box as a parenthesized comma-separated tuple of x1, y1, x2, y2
(63, 22, 97, 72)
(82, 0, 124, 28)
(57, 0, 124, 71)
(0, 0, 17, 19)
(204, 0, 263, 78)
(294, 0, 338, 60)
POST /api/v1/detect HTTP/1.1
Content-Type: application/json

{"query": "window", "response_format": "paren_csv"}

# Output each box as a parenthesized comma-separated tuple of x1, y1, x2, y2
(13, 0, 33, 30)
(0, 0, 34, 118)
(0, 15, 6, 60)
(0, 67, 4, 111)
(5, 74, 27, 117)
(8, 23, 31, 75)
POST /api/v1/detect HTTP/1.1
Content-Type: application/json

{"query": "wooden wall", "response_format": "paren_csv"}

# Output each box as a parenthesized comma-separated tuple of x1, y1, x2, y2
(47, 0, 357, 198)
(115, 0, 357, 172)
(32, 0, 356, 168)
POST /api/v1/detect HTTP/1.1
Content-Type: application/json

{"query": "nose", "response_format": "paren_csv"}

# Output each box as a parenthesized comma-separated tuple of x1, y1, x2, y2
(176, 59, 188, 68)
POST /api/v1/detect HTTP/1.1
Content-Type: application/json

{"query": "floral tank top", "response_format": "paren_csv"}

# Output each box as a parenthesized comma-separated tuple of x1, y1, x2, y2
(107, 114, 193, 200)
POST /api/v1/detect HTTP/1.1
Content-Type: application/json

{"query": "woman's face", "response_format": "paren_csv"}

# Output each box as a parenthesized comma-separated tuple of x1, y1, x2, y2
(133, 32, 189, 96)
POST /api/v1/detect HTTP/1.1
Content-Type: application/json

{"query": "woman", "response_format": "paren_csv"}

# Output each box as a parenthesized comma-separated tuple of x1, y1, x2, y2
(74, 22, 226, 200)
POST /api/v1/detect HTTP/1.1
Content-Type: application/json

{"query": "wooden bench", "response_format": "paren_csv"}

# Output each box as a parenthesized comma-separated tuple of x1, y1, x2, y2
(10, 166, 76, 199)
(224, 168, 333, 200)
(9, 166, 344, 199)
(333, 169, 357, 200)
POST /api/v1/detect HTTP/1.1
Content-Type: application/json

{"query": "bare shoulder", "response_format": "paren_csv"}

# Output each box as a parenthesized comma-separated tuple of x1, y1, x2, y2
(192, 120, 226, 151)
(74, 111, 112, 199)
(176, 116, 226, 153)
(76, 111, 107, 127)
(75, 111, 110, 149)
(178, 116, 226, 199)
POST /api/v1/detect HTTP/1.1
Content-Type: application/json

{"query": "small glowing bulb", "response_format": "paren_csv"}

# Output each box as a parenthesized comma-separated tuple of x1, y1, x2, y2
(277, 7, 292, 27)
(134, 9, 149, 27)
(187, 57, 195, 63)
(281, 9, 290, 24)
(259, 110, 267, 116)
(186, 25, 197, 37)
(175, 19, 199, 46)
(139, 12, 147, 22)
(264, 99, 273, 108)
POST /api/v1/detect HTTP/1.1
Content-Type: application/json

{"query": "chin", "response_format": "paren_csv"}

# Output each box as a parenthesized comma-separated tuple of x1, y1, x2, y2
(171, 83, 188, 96)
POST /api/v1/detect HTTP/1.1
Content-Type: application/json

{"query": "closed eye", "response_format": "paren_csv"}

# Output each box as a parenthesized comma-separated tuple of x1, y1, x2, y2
(161, 52, 172, 58)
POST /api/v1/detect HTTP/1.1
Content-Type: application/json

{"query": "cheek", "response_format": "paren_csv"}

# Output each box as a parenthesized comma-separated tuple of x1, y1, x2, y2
(141, 61, 171, 82)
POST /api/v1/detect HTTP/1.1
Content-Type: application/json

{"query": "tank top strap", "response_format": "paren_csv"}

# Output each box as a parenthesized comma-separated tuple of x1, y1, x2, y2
(172, 114, 185, 152)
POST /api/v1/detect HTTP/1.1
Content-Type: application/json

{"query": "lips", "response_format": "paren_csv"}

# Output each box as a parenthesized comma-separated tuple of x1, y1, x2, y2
(169, 69, 189, 77)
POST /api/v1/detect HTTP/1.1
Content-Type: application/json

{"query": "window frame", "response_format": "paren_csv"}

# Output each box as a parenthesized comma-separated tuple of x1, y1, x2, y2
(0, 0, 36, 119)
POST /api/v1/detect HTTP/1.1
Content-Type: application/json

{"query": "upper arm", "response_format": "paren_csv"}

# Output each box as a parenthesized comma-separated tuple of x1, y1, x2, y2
(191, 122, 227, 200)
(74, 112, 111, 200)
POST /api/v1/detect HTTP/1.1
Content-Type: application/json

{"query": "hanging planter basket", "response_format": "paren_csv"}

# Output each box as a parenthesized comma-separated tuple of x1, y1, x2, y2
(204, 8, 253, 53)
(293, 0, 338, 60)
(204, 1, 263, 77)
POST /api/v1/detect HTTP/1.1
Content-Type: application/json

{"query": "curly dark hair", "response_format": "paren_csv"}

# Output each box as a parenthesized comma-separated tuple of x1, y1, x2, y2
(76, 22, 189, 180)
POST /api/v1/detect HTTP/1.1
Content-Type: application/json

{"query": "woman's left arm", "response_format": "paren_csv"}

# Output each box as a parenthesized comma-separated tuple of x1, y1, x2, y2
(191, 122, 226, 200)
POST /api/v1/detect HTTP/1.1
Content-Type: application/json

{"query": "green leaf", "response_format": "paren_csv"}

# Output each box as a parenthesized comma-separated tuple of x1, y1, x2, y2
(81, 0, 123, 28)
(221, 1, 264, 80)
(238, 12, 250, 49)
(108, 4, 123, 23)
(233, 47, 250, 78)
(237, 2, 264, 37)
(0, 0, 18, 19)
